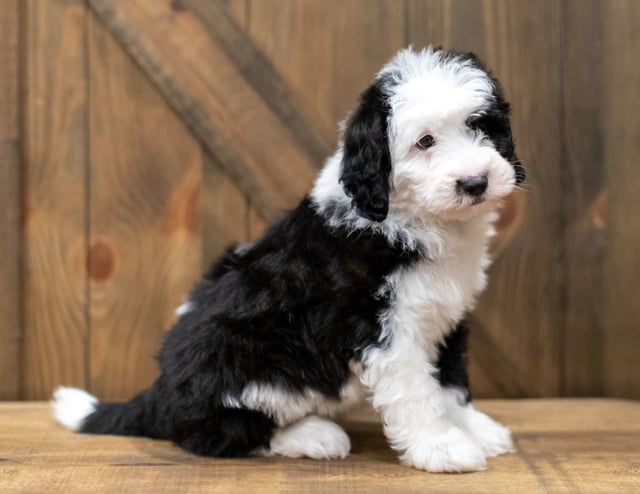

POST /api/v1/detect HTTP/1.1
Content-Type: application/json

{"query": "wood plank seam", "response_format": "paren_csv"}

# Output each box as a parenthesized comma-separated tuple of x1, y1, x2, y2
(83, 1, 93, 393)
(0, 0, 23, 400)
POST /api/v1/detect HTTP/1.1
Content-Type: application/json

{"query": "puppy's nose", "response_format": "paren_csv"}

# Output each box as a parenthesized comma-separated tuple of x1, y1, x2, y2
(456, 175, 488, 196)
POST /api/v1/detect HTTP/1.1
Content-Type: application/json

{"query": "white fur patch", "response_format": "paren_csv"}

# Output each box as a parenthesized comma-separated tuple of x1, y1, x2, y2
(175, 301, 194, 317)
(268, 416, 351, 459)
(360, 213, 497, 472)
(51, 387, 98, 431)
(222, 371, 365, 426)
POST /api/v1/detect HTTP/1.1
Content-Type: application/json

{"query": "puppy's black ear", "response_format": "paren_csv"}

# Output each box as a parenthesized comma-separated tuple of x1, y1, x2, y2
(340, 80, 392, 222)
(461, 51, 525, 185)
(487, 76, 525, 185)
(492, 111, 525, 185)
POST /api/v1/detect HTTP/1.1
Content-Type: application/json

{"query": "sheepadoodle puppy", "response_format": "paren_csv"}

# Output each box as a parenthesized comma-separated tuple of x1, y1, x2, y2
(53, 46, 525, 472)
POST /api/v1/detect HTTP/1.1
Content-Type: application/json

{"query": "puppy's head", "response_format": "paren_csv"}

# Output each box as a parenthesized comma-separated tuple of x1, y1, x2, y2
(339, 47, 524, 223)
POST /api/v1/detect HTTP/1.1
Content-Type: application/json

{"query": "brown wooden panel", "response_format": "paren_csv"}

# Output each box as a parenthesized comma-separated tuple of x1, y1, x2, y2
(225, 0, 249, 25)
(407, 0, 486, 54)
(225, 0, 265, 246)
(476, 0, 565, 397)
(561, 0, 607, 396)
(201, 0, 254, 266)
(88, 15, 203, 400)
(248, 206, 267, 241)
(249, 0, 406, 139)
(87, 0, 322, 221)
(202, 152, 248, 268)
(603, 0, 640, 399)
(22, 0, 89, 399)
(0, 0, 21, 400)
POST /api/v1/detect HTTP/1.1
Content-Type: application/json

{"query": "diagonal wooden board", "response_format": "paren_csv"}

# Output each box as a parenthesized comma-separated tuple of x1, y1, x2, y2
(87, 0, 332, 222)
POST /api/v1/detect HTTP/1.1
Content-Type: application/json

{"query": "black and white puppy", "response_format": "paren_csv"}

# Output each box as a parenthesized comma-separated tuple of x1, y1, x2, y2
(53, 47, 525, 472)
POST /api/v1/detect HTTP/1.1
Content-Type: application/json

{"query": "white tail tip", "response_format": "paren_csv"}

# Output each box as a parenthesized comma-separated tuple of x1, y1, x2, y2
(51, 387, 98, 431)
(175, 301, 194, 317)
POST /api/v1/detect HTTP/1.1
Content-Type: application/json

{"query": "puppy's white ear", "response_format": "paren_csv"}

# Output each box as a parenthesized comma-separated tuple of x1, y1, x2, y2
(339, 80, 392, 222)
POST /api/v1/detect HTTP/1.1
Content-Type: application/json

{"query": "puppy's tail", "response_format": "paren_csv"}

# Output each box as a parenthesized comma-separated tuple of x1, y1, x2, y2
(51, 386, 157, 437)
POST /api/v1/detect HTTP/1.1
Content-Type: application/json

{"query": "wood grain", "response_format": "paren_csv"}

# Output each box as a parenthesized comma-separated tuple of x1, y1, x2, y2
(198, 0, 263, 271)
(226, 0, 266, 246)
(603, 0, 640, 398)
(225, 0, 249, 27)
(87, 15, 203, 400)
(407, 0, 486, 55)
(0, 0, 21, 399)
(202, 152, 248, 268)
(249, 0, 406, 140)
(22, 0, 89, 399)
(1, 400, 639, 492)
(87, 0, 321, 221)
(561, 0, 607, 396)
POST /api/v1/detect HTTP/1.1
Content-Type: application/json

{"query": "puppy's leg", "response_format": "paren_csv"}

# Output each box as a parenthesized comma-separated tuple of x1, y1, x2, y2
(437, 323, 513, 458)
(363, 343, 486, 472)
(268, 415, 351, 459)
(172, 408, 276, 457)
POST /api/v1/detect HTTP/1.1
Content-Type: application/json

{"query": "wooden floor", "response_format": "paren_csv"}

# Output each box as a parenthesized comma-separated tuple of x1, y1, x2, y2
(1, 400, 639, 493)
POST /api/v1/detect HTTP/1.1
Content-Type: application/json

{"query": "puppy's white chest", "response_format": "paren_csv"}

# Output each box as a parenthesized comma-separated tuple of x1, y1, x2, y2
(385, 217, 493, 353)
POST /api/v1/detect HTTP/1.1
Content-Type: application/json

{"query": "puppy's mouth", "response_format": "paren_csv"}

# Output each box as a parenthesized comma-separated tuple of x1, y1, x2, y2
(469, 195, 485, 206)
(456, 194, 486, 209)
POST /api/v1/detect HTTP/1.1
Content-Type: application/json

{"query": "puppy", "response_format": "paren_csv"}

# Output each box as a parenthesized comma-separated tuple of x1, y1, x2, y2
(53, 46, 525, 472)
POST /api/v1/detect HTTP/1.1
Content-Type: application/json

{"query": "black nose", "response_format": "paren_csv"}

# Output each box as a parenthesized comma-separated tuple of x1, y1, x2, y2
(456, 175, 488, 196)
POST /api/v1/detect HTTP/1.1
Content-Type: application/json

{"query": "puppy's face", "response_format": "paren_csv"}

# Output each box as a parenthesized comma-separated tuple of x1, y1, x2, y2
(340, 48, 525, 223)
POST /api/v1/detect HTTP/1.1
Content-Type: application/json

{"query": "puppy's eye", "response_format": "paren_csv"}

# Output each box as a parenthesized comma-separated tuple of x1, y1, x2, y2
(416, 135, 435, 149)
(466, 115, 481, 128)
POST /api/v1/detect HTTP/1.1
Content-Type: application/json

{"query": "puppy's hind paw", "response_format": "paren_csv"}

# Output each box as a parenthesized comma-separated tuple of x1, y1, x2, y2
(269, 416, 351, 460)
(400, 426, 487, 473)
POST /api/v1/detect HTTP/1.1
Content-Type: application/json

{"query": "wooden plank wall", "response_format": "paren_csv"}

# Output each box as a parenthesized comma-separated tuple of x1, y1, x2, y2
(0, 0, 22, 400)
(1, 0, 638, 400)
(22, 0, 90, 399)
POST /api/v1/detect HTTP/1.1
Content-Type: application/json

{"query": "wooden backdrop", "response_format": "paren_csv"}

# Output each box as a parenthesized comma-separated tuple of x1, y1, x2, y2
(1, 0, 638, 401)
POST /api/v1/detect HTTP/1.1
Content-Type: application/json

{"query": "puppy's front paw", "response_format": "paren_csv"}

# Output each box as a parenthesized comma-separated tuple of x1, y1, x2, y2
(400, 426, 486, 473)
(463, 409, 514, 457)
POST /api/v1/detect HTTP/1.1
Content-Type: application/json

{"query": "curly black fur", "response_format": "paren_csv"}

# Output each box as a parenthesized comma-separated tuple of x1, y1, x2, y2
(80, 198, 421, 456)
(339, 78, 392, 222)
